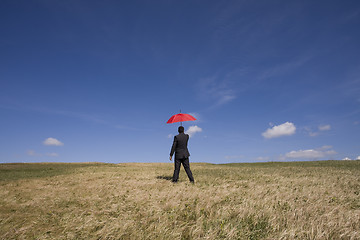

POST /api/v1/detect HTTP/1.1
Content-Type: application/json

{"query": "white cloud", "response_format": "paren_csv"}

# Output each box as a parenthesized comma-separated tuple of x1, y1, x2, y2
(286, 150, 324, 159)
(43, 137, 64, 146)
(186, 125, 202, 137)
(342, 156, 360, 161)
(319, 124, 331, 131)
(167, 134, 174, 139)
(283, 146, 337, 160)
(262, 122, 296, 139)
(46, 153, 59, 157)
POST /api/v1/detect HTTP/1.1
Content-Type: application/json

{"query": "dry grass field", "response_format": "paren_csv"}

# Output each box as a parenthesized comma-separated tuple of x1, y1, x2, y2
(0, 161, 359, 239)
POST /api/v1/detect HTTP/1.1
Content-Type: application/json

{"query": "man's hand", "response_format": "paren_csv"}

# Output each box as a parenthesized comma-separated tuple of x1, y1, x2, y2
(169, 156, 172, 161)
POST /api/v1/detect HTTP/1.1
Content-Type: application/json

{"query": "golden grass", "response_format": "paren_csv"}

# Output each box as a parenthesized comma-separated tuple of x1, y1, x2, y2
(0, 161, 359, 239)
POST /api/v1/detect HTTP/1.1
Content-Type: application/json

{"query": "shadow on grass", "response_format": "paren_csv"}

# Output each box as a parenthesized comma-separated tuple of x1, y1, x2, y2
(156, 175, 173, 181)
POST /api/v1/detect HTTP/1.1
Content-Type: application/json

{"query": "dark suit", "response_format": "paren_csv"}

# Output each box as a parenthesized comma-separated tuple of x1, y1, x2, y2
(170, 133, 194, 182)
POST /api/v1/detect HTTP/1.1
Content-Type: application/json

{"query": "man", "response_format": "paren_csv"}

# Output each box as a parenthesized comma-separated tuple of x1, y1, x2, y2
(169, 126, 194, 183)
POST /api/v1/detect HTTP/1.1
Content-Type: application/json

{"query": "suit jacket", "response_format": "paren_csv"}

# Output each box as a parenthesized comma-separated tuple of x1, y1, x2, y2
(170, 133, 190, 160)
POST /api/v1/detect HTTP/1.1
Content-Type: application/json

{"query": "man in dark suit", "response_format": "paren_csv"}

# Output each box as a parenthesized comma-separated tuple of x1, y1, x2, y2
(169, 126, 194, 183)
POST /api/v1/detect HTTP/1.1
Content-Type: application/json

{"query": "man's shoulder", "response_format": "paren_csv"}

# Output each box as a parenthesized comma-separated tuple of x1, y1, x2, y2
(176, 133, 189, 138)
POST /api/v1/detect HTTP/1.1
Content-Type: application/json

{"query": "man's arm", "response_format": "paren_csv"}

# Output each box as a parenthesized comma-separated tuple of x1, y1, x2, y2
(170, 136, 177, 161)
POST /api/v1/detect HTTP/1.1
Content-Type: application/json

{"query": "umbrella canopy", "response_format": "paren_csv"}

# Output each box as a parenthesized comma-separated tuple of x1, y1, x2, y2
(167, 113, 196, 124)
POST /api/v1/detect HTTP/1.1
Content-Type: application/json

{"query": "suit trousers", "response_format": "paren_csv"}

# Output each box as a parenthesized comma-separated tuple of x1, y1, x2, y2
(173, 157, 194, 182)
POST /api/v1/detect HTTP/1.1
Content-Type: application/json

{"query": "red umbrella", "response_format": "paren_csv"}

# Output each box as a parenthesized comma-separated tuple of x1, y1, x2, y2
(167, 113, 196, 125)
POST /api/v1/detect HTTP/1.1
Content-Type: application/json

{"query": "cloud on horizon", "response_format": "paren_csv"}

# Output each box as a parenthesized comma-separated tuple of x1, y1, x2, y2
(43, 137, 64, 146)
(281, 146, 337, 160)
(342, 156, 360, 160)
(262, 122, 296, 139)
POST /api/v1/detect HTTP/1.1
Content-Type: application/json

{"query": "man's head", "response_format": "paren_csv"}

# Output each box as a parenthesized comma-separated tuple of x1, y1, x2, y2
(178, 126, 184, 133)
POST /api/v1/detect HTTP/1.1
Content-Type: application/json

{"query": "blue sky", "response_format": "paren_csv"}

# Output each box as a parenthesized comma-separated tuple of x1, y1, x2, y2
(1, 0, 360, 163)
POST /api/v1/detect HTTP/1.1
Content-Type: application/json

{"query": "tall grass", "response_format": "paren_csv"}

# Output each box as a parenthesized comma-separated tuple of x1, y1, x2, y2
(0, 161, 359, 239)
